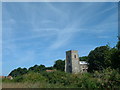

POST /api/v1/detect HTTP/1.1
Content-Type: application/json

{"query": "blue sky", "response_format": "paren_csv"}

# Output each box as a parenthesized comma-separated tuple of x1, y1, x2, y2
(2, 2, 118, 75)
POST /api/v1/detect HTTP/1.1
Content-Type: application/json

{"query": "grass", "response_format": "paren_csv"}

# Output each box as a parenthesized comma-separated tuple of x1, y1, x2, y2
(2, 82, 34, 88)
(2, 82, 69, 88)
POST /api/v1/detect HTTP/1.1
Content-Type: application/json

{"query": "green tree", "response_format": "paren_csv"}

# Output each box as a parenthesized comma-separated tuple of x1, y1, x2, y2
(110, 48, 120, 70)
(28, 65, 38, 72)
(104, 40, 120, 71)
(45, 66, 54, 70)
(88, 46, 110, 72)
(53, 59, 65, 71)
(116, 40, 120, 50)
(104, 41, 120, 71)
(39, 64, 46, 70)
(28, 64, 46, 72)
(104, 48, 115, 68)
(79, 56, 88, 62)
(9, 67, 28, 77)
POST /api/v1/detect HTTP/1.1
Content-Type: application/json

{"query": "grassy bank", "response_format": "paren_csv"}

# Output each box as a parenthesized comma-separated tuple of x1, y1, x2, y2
(2, 68, 120, 88)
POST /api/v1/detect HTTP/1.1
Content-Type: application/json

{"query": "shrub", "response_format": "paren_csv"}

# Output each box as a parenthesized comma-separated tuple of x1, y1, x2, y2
(93, 68, 120, 88)
(3, 69, 120, 88)
(73, 73, 100, 88)
(13, 76, 24, 82)
(13, 72, 46, 83)
(41, 71, 75, 86)
(23, 72, 47, 83)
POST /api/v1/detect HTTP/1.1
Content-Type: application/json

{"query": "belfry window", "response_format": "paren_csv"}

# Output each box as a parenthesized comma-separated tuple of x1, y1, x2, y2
(74, 55, 76, 58)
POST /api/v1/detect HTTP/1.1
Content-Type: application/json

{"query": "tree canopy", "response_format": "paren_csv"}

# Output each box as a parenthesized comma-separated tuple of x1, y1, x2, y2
(53, 59, 65, 71)
(79, 56, 88, 62)
(116, 40, 120, 50)
(28, 64, 46, 72)
(9, 67, 28, 77)
(88, 46, 110, 72)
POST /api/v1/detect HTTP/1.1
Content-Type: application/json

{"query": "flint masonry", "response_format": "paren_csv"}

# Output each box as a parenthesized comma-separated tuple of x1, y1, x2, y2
(65, 50, 88, 74)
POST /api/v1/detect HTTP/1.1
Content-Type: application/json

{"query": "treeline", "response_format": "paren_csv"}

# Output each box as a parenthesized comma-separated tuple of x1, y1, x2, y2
(9, 40, 120, 77)
(8, 56, 87, 77)
(9, 60, 65, 77)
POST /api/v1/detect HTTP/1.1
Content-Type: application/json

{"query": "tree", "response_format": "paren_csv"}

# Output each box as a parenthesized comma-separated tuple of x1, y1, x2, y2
(88, 45, 110, 72)
(45, 66, 54, 70)
(110, 48, 120, 70)
(28, 64, 46, 72)
(39, 64, 46, 71)
(104, 48, 115, 68)
(104, 40, 120, 71)
(116, 40, 120, 50)
(53, 59, 65, 71)
(28, 65, 38, 72)
(79, 56, 88, 62)
(9, 67, 28, 77)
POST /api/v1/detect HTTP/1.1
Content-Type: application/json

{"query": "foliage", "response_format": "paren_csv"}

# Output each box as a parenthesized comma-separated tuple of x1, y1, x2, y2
(93, 68, 120, 88)
(12, 72, 47, 83)
(88, 45, 110, 72)
(104, 48, 115, 68)
(23, 72, 46, 83)
(53, 59, 65, 71)
(45, 66, 54, 70)
(9, 67, 28, 77)
(110, 48, 120, 71)
(104, 45, 120, 71)
(9, 64, 46, 77)
(75, 73, 100, 88)
(3, 69, 120, 88)
(116, 40, 120, 50)
(79, 56, 88, 62)
(41, 71, 72, 86)
(28, 64, 46, 72)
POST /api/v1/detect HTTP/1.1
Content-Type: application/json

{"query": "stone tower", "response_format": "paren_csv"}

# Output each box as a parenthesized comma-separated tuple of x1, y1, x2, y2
(65, 50, 80, 74)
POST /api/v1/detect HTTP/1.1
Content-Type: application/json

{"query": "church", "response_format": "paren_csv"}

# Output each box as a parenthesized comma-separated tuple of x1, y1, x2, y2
(65, 50, 88, 74)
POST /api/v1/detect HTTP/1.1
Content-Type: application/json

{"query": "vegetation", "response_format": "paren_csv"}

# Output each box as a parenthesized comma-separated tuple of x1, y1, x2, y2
(28, 64, 46, 72)
(2, 39, 120, 88)
(9, 67, 28, 77)
(53, 59, 65, 71)
(88, 41, 120, 72)
(88, 45, 110, 72)
(3, 69, 120, 88)
(79, 56, 88, 62)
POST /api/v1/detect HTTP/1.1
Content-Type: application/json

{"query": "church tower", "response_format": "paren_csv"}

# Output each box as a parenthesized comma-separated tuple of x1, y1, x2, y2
(65, 50, 80, 74)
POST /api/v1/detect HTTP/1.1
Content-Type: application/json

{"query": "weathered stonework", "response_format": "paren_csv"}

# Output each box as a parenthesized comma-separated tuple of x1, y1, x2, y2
(65, 50, 88, 74)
